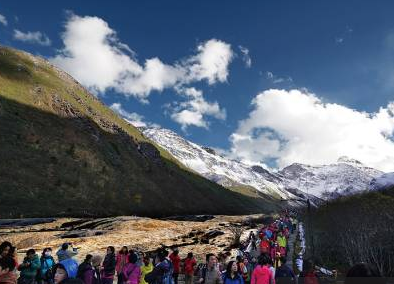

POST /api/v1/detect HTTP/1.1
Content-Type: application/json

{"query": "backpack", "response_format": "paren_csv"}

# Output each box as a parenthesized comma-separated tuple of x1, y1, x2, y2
(162, 260, 174, 284)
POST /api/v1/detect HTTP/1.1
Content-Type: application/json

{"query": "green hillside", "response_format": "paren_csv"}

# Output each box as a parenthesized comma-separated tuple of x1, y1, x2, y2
(0, 45, 279, 218)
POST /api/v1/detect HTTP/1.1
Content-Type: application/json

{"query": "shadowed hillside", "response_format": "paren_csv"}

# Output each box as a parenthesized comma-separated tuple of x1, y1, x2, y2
(0, 45, 279, 217)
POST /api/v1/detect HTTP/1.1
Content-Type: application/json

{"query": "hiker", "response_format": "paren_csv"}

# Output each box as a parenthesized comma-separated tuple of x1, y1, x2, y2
(198, 254, 222, 284)
(242, 258, 251, 284)
(276, 234, 286, 257)
(76, 255, 94, 284)
(275, 257, 295, 284)
(139, 256, 153, 284)
(39, 248, 56, 284)
(18, 249, 40, 284)
(115, 247, 129, 284)
(169, 249, 180, 284)
(0, 256, 17, 284)
(235, 257, 247, 283)
(0, 243, 17, 269)
(101, 247, 116, 284)
(183, 253, 196, 284)
(144, 250, 171, 284)
(344, 263, 385, 284)
(250, 255, 274, 284)
(222, 261, 244, 284)
(122, 254, 140, 284)
(0, 243, 12, 260)
(259, 238, 270, 255)
(298, 260, 319, 284)
(53, 258, 79, 284)
(56, 244, 78, 262)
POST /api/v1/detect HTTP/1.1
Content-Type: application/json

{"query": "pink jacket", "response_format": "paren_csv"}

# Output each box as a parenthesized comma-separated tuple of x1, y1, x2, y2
(116, 253, 129, 273)
(251, 265, 275, 284)
(122, 263, 141, 284)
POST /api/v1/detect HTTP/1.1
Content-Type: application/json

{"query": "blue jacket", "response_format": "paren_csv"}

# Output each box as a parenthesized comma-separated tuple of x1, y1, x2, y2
(40, 256, 56, 277)
(222, 273, 244, 284)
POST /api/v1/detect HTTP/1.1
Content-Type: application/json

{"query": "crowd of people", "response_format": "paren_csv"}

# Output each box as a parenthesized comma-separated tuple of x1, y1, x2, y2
(0, 212, 388, 284)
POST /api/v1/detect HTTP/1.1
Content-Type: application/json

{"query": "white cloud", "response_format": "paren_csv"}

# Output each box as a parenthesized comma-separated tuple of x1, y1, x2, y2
(13, 29, 51, 46)
(239, 45, 252, 68)
(110, 102, 153, 128)
(0, 14, 7, 26)
(50, 14, 234, 103)
(230, 89, 394, 172)
(170, 87, 226, 130)
(266, 71, 293, 84)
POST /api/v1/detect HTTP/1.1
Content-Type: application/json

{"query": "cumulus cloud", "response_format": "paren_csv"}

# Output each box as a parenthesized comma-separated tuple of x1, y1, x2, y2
(266, 71, 293, 84)
(50, 14, 234, 104)
(170, 87, 226, 130)
(13, 29, 51, 46)
(230, 89, 394, 172)
(0, 13, 7, 26)
(239, 45, 252, 68)
(110, 102, 150, 127)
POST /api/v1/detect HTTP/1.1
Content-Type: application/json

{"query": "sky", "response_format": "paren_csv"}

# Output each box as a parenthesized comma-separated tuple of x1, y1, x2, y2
(1, 1, 394, 171)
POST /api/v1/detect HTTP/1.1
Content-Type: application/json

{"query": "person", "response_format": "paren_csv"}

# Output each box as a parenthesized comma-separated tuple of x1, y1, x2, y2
(115, 247, 129, 284)
(275, 257, 295, 284)
(183, 253, 196, 284)
(235, 257, 247, 283)
(0, 243, 12, 259)
(168, 249, 180, 284)
(144, 250, 171, 284)
(40, 248, 56, 284)
(56, 244, 78, 262)
(139, 257, 153, 284)
(18, 249, 40, 284)
(101, 247, 116, 284)
(91, 255, 103, 284)
(276, 234, 286, 257)
(0, 256, 17, 284)
(76, 255, 94, 284)
(222, 261, 244, 284)
(198, 254, 222, 284)
(298, 260, 319, 284)
(250, 255, 274, 284)
(344, 263, 385, 284)
(241, 258, 251, 284)
(259, 238, 270, 255)
(0, 243, 17, 270)
(53, 258, 79, 284)
(122, 254, 140, 284)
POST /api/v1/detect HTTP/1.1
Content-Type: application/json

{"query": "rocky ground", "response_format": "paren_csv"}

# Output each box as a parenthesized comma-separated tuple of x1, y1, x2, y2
(0, 214, 273, 263)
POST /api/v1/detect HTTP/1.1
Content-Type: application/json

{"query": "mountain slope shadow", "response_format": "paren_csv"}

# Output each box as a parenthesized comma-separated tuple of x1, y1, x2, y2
(0, 96, 279, 217)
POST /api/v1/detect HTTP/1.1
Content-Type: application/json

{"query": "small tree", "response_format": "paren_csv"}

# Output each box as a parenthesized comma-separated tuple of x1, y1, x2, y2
(229, 223, 244, 247)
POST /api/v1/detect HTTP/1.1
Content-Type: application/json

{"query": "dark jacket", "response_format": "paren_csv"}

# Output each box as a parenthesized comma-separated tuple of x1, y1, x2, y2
(102, 254, 116, 278)
(275, 264, 295, 284)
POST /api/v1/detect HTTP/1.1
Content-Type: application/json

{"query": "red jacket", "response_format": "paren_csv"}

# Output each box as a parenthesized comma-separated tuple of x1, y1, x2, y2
(169, 253, 181, 274)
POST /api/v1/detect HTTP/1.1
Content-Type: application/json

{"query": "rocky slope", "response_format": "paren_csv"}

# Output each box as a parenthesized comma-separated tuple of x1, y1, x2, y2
(140, 127, 383, 200)
(0, 45, 277, 217)
(369, 172, 394, 191)
(140, 127, 296, 200)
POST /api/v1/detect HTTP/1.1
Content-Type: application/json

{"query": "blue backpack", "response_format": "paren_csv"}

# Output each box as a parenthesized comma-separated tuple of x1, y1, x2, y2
(162, 259, 174, 284)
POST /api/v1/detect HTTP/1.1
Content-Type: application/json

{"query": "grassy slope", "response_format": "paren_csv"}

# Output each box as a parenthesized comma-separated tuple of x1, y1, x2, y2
(0, 46, 279, 218)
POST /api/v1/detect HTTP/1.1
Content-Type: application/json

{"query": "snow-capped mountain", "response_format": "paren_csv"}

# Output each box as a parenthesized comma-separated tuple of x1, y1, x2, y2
(140, 127, 296, 200)
(140, 126, 383, 201)
(369, 172, 394, 191)
(278, 157, 383, 198)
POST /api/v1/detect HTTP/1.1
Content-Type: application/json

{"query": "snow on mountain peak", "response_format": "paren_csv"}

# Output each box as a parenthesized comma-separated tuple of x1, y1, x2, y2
(140, 126, 384, 201)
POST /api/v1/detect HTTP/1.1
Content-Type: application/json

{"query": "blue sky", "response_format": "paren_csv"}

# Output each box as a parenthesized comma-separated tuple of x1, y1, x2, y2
(1, 1, 394, 171)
